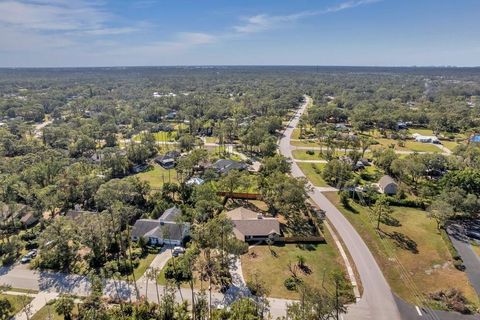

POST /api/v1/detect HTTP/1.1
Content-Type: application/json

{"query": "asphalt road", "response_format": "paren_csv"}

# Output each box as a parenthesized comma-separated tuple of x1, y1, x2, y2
(279, 96, 402, 320)
(447, 223, 480, 296)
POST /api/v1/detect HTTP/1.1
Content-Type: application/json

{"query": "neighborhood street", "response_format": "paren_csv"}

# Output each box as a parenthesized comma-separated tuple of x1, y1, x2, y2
(279, 96, 402, 320)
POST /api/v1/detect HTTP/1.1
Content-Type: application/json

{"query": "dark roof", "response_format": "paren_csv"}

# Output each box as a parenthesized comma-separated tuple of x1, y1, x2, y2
(132, 219, 159, 238)
(378, 175, 397, 189)
(131, 219, 188, 242)
(211, 159, 247, 174)
(65, 210, 96, 221)
(20, 213, 38, 226)
(146, 222, 186, 242)
(160, 207, 182, 222)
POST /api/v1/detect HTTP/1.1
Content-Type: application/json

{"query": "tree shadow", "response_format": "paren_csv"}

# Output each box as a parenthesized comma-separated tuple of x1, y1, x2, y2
(299, 264, 312, 275)
(381, 215, 401, 227)
(382, 231, 418, 254)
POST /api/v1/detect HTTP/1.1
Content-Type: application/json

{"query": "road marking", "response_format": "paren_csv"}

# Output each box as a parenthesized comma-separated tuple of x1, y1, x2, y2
(415, 305, 422, 316)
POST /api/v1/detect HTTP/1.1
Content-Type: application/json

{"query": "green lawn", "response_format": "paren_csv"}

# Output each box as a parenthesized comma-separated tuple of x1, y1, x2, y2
(241, 230, 349, 299)
(204, 136, 218, 143)
(409, 128, 435, 136)
(323, 192, 480, 308)
(31, 303, 79, 320)
(441, 140, 460, 151)
(297, 163, 328, 187)
(0, 294, 34, 318)
(404, 141, 442, 153)
(371, 138, 442, 153)
(471, 243, 480, 258)
(292, 149, 326, 160)
(136, 164, 178, 189)
(133, 253, 157, 280)
(290, 139, 318, 147)
(133, 131, 178, 142)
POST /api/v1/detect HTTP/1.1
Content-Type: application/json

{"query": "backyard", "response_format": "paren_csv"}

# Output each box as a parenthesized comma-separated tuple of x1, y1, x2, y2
(136, 164, 179, 189)
(323, 192, 480, 309)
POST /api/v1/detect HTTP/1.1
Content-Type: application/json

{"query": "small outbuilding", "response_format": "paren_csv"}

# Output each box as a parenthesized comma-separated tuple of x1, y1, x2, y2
(378, 175, 398, 195)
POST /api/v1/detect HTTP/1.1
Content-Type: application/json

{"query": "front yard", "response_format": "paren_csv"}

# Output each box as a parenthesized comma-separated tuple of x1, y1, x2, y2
(241, 227, 350, 299)
(0, 293, 34, 318)
(297, 163, 328, 187)
(324, 192, 480, 309)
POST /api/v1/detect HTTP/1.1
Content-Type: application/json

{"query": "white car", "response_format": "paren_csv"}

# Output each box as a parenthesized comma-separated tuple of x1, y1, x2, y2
(172, 246, 185, 257)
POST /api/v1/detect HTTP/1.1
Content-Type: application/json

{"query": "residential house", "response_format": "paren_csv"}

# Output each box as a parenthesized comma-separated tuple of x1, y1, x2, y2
(155, 151, 181, 169)
(131, 207, 189, 246)
(186, 177, 205, 186)
(412, 133, 439, 144)
(226, 207, 280, 242)
(378, 175, 398, 195)
(20, 213, 38, 228)
(211, 159, 247, 175)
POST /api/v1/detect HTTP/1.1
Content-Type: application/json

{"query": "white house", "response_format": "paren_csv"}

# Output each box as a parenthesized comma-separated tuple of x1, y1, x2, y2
(412, 133, 439, 144)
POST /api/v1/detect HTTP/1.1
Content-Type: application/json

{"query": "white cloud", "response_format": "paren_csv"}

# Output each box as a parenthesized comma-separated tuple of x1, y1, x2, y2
(234, 0, 380, 34)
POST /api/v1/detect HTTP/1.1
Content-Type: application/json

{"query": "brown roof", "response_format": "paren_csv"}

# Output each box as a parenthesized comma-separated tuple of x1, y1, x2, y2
(226, 207, 259, 220)
(232, 219, 280, 240)
(226, 207, 280, 241)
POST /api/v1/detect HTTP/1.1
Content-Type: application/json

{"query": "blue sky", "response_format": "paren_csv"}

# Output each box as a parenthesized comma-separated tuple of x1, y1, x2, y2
(0, 0, 479, 67)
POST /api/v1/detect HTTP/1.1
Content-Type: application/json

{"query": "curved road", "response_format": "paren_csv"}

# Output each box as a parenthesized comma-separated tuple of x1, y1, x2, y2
(279, 96, 402, 320)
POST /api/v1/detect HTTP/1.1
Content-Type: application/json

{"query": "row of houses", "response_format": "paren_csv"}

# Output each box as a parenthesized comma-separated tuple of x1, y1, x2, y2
(131, 206, 281, 246)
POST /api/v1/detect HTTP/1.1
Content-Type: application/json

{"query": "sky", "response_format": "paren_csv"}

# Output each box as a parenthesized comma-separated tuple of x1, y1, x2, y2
(0, 0, 479, 67)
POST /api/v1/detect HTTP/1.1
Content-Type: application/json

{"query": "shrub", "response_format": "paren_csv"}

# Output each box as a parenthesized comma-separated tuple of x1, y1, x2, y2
(429, 288, 472, 314)
(284, 277, 302, 291)
(306, 150, 315, 156)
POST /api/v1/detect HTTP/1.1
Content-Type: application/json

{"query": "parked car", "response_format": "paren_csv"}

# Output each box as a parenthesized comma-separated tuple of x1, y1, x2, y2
(172, 246, 185, 257)
(20, 249, 37, 264)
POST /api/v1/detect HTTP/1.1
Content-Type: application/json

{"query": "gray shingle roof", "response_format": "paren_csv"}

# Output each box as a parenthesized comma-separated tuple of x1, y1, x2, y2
(160, 207, 182, 222)
(212, 159, 246, 174)
(378, 175, 397, 189)
(132, 219, 188, 242)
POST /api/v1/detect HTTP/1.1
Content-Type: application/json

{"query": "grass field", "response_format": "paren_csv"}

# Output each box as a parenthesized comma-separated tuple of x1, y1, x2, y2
(323, 192, 480, 308)
(292, 149, 327, 160)
(290, 139, 318, 147)
(297, 163, 328, 187)
(31, 304, 79, 320)
(471, 243, 480, 258)
(441, 140, 460, 151)
(371, 138, 442, 153)
(136, 164, 178, 189)
(0, 294, 34, 317)
(133, 131, 178, 142)
(404, 141, 442, 153)
(241, 228, 348, 299)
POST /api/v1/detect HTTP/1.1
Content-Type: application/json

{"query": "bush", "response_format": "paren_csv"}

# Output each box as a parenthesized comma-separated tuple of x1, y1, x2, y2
(429, 288, 473, 314)
(284, 277, 302, 291)
(385, 196, 426, 209)
(306, 150, 315, 156)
